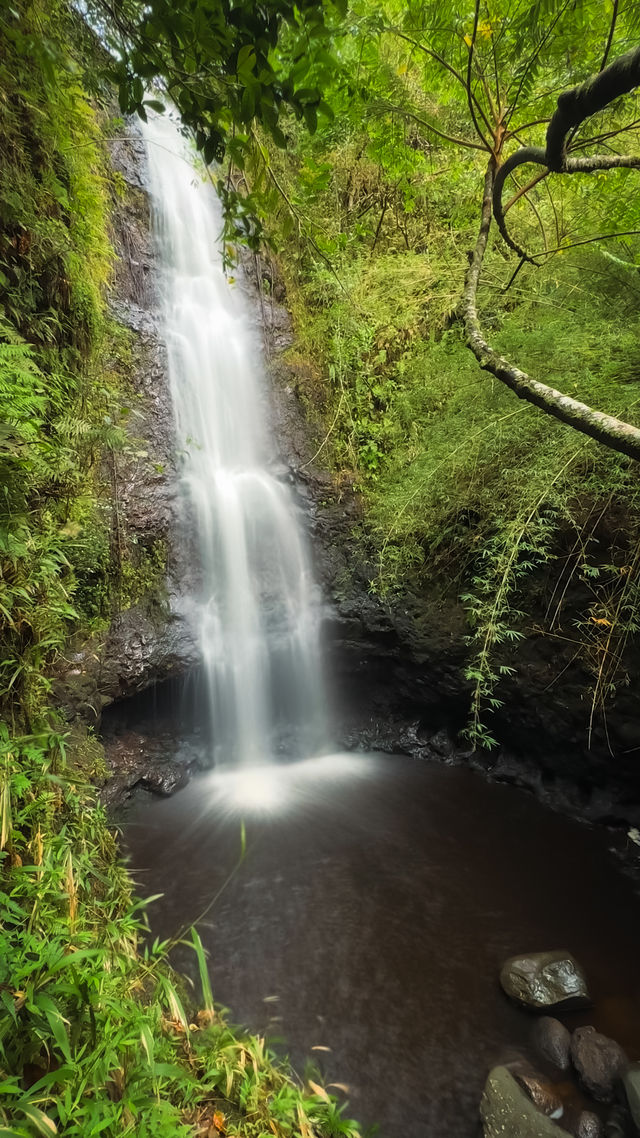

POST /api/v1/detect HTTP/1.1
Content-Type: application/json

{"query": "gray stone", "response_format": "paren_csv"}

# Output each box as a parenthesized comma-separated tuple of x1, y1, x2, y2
(576, 1111, 603, 1138)
(480, 1066, 572, 1137)
(500, 951, 591, 1010)
(533, 1017, 572, 1070)
(623, 1063, 640, 1132)
(570, 1026, 627, 1103)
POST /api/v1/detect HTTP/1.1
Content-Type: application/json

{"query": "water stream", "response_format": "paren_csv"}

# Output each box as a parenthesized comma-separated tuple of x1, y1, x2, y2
(142, 113, 325, 764)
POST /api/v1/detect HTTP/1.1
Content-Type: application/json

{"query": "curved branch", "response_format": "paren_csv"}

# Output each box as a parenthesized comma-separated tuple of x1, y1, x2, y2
(493, 44, 640, 257)
(492, 146, 547, 259)
(546, 43, 640, 171)
(493, 149, 640, 259)
(463, 162, 640, 462)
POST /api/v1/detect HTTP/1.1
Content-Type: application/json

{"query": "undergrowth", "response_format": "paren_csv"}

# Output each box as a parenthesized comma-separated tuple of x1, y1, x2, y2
(0, 5, 364, 1136)
(252, 108, 640, 748)
(0, 725, 363, 1138)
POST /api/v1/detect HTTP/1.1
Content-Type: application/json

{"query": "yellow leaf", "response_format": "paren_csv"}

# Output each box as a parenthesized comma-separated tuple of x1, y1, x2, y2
(308, 1079, 330, 1103)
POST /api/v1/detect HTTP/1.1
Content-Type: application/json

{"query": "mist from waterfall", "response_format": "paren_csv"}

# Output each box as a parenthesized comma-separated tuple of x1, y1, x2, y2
(142, 114, 326, 765)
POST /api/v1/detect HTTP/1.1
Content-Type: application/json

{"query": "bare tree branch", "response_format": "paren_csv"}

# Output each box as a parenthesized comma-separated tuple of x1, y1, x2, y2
(463, 162, 640, 461)
(600, 0, 619, 72)
(384, 24, 492, 140)
(368, 99, 487, 151)
(465, 0, 494, 151)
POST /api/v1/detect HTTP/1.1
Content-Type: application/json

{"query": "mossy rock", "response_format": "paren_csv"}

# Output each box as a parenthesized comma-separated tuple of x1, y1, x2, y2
(480, 1067, 572, 1138)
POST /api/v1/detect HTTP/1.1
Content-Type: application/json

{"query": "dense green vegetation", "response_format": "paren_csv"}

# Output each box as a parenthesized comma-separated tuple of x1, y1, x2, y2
(2, 0, 640, 1133)
(230, 0, 640, 745)
(0, 4, 364, 1135)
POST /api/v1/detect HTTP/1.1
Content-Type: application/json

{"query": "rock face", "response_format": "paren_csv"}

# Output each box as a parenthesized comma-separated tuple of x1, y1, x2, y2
(570, 1027, 627, 1103)
(99, 728, 201, 806)
(500, 952, 591, 1011)
(623, 1064, 640, 1131)
(480, 1066, 572, 1137)
(533, 1017, 572, 1070)
(52, 126, 200, 724)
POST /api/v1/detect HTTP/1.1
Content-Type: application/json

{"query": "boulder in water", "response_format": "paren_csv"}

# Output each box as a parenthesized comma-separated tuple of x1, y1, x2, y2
(480, 1066, 572, 1137)
(508, 1060, 564, 1116)
(500, 951, 591, 1010)
(623, 1063, 640, 1132)
(570, 1026, 627, 1102)
(533, 1016, 572, 1070)
(575, 1112, 603, 1138)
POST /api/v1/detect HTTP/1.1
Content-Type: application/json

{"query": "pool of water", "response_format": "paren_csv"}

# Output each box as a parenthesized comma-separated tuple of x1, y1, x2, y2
(121, 752, 640, 1137)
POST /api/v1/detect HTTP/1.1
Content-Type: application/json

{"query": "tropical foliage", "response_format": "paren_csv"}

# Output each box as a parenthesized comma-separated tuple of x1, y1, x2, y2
(0, 3, 364, 1135)
(2, 0, 640, 1134)
(233, 0, 640, 744)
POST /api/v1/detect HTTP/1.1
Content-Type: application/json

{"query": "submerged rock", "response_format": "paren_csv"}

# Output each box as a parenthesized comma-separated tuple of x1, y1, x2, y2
(570, 1026, 627, 1103)
(575, 1112, 603, 1138)
(500, 951, 591, 1010)
(533, 1017, 572, 1070)
(623, 1064, 640, 1132)
(604, 1104, 632, 1137)
(480, 1066, 572, 1137)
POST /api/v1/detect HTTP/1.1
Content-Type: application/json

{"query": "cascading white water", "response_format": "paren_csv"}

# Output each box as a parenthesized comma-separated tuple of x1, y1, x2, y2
(142, 114, 326, 765)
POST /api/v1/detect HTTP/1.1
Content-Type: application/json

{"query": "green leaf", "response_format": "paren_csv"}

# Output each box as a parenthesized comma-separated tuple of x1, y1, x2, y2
(140, 1023, 155, 1067)
(18, 1106, 57, 1137)
(241, 85, 256, 123)
(34, 994, 71, 1063)
(190, 927, 213, 1012)
(302, 104, 317, 133)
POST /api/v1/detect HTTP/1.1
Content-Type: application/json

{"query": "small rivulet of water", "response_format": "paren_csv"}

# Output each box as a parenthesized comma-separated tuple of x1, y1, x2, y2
(142, 114, 326, 766)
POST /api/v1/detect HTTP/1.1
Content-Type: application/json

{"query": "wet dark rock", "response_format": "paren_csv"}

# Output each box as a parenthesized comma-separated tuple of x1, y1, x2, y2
(533, 1017, 572, 1071)
(51, 121, 202, 732)
(480, 1066, 572, 1136)
(508, 1060, 564, 1116)
(500, 951, 591, 1011)
(576, 1113, 603, 1138)
(427, 728, 457, 758)
(604, 1104, 632, 1138)
(99, 729, 199, 806)
(623, 1064, 640, 1132)
(570, 1027, 627, 1103)
(139, 765, 190, 796)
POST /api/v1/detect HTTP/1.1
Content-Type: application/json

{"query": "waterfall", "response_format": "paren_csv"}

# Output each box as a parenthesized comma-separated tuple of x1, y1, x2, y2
(142, 114, 326, 765)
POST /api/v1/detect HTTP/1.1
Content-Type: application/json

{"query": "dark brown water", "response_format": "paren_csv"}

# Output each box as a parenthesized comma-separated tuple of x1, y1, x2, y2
(122, 752, 640, 1137)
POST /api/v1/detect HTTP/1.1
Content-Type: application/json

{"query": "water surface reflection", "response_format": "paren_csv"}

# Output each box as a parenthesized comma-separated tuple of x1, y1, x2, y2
(123, 754, 640, 1137)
